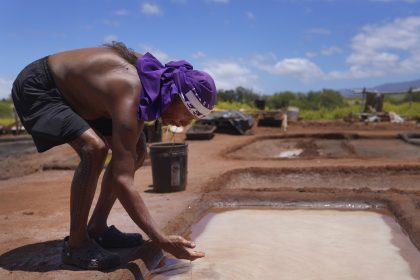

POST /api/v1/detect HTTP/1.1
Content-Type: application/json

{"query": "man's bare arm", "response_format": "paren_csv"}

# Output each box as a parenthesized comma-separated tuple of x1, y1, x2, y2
(106, 82, 204, 260)
(107, 83, 165, 240)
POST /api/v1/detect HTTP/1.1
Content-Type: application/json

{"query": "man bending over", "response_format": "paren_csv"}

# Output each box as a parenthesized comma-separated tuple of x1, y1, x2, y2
(11, 41, 217, 270)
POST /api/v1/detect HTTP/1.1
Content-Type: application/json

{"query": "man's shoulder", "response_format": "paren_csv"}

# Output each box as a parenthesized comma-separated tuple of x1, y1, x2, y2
(105, 67, 141, 102)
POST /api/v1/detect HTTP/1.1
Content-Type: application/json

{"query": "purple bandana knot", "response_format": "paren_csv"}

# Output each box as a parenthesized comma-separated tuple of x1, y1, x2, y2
(136, 52, 217, 121)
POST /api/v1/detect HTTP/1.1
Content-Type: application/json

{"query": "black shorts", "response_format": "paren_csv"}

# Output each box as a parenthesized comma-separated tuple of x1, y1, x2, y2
(11, 57, 112, 152)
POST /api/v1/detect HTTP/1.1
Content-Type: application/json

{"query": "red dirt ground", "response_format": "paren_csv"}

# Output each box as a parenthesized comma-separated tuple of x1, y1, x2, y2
(0, 120, 420, 279)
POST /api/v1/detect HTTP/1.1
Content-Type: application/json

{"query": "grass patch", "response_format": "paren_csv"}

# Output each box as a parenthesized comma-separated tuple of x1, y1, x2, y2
(383, 102, 420, 118)
(0, 101, 13, 119)
(214, 100, 420, 120)
(214, 101, 259, 112)
(299, 105, 361, 120)
(0, 118, 15, 126)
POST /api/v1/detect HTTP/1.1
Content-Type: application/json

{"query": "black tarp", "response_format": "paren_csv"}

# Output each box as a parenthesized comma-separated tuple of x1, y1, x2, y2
(196, 110, 254, 135)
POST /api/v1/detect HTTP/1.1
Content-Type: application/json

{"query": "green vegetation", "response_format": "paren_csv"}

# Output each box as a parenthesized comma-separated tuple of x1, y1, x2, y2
(404, 90, 420, 103)
(0, 90, 418, 124)
(0, 101, 15, 126)
(215, 87, 420, 120)
(385, 91, 420, 104)
(217, 87, 346, 111)
(215, 101, 258, 112)
(299, 105, 361, 120)
(217, 87, 261, 106)
(0, 101, 13, 118)
(0, 118, 14, 126)
(383, 102, 420, 118)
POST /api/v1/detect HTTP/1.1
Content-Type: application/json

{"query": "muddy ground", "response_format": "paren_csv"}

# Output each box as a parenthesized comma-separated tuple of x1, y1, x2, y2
(0, 120, 420, 279)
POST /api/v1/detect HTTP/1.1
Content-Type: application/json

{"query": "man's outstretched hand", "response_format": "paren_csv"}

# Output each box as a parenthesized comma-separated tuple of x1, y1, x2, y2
(159, 235, 205, 261)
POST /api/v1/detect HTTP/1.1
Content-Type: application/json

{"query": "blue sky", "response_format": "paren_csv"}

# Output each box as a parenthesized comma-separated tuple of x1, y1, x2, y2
(1, 0, 419, 99)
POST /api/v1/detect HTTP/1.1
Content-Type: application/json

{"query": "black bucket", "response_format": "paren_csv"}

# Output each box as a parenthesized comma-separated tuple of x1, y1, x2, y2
(149, 142, 188, 193)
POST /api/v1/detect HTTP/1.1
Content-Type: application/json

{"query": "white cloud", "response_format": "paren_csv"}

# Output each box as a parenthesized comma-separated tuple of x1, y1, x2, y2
(345, 16, 420, 76)
(272, 58, 324, 81)
(230, 16, 420, 84)
(141, 3, 162, 15)
(104, 34, 118, 43)
(352, 18, 420, 51)
(252, 52, 324, 82)
(0, 77, 13, 100)
(245, 11, 255, 20)
(347, 51, 399, 66)
(282, 16, 420, 81)
(114, 9, 129, 16)
(325, 66, 384, 80)
(304, 46, 342, 58)
(203, 61, 258, 90)
(251, 53, 327, 82)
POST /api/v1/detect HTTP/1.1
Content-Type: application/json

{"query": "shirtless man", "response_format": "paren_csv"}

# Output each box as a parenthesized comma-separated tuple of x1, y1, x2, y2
(11, 42, 216, 270)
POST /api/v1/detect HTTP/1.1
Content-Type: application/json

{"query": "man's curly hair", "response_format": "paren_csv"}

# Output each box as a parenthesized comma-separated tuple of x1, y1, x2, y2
(103, 41, 138, 66)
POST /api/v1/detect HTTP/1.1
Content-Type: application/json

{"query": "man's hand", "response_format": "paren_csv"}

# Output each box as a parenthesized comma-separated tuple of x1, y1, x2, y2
(159, 235, 205, 261)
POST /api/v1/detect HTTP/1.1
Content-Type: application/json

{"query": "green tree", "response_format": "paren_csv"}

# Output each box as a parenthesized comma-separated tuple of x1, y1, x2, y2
(297, 89, 344, 110)
(217, 89, 236, 103)
(217, 87, 260, 106)
(319, 89, 345, 109)
(266, 91, 296, 109)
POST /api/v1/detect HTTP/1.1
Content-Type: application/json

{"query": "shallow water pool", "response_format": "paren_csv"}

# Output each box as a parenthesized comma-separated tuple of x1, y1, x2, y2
(228, 138, 420, 160)
(150, 209, 420, 280)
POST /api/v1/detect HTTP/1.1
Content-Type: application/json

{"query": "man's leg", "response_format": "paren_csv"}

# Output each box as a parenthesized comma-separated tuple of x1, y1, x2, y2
(68, 129, 108, 248)
(87, 133, 147, 245)
(62, 129, 121, 270)
(87, 161, 117, 238)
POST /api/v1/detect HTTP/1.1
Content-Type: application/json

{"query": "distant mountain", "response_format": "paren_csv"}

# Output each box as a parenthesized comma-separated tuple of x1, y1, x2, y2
(372, 79, 420, 93)
(339, 79, 420, 96)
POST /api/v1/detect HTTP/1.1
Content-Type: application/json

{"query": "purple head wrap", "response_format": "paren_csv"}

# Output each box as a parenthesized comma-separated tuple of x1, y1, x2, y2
(136, 52, 217, 121)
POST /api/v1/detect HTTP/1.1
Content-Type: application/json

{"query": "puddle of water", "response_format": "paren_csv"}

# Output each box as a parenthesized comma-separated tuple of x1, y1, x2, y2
(316, 139, 353, 157)
(223, 171, 420, 191)
(150, 209, 420, 280)
(275, 149, 303, 158)
(230, 138, 420, 160)
(350, 139, 420, 160)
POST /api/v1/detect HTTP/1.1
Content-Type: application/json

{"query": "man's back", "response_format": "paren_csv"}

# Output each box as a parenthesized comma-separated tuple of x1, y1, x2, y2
(48, 47, 141, 120)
